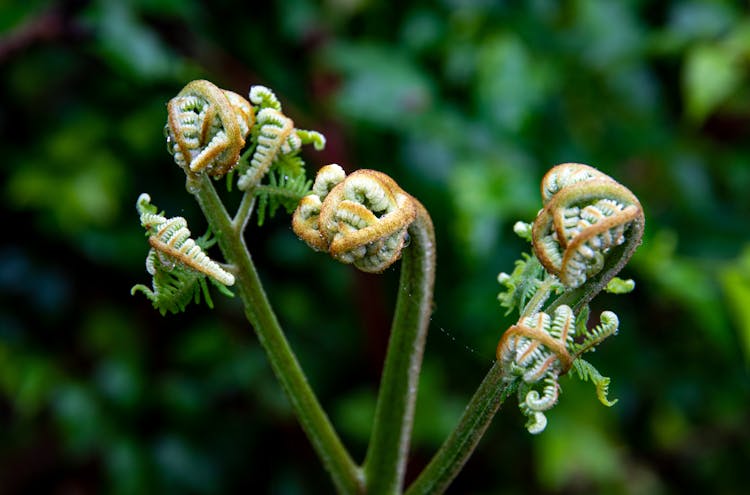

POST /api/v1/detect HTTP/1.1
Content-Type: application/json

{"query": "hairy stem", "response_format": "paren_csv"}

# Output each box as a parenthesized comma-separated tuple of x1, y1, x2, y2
(521, 276, 558, 318)
(405, 364, 518, 495)
(364, 201, 436, 494)
(232, 190, 256, 232)
(192, 175, 363, 494)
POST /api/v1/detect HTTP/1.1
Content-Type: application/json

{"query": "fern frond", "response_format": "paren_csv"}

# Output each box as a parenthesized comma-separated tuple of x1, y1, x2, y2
(573, 311, 619, 355)
(249, 85, 282, 111)
(235, 85, 326, 193)
(532, 163, 644, 289)
(165, 80, 253, 177)
(570, 358, 618, 407)
(497, 253, 546, 316)
(498, 303, 622, 433)
(131, 246, 233, 315)
(132, 194, 234, 314)
(254, 170, 312, 226)
(296, 129, 326, 150)
(273, 151, 306, 179)
(237, 108, 295, 190)
(605, 277, 636, 294)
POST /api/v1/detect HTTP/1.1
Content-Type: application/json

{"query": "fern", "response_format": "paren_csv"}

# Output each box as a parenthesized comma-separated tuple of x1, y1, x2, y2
(273, 149, 306, 178)
(497, 253, 546, 316)
(570, 358, 618, 407)
(131, 231, 234, 315)
(573, 311, 619, 355)
(605, 277, 636, 294)
(132, 194, 234, 314)
(296, 129, 326, 150)
(255, 169, 312, 226)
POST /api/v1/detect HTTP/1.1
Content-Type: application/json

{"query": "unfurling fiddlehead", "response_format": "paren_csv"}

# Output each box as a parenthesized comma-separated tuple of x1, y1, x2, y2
(495, 163, 643, 433)
(166, 80, 254, 177)
(292, 165, 419, 273)
(497, 305, 619, 433)
(532, 163, 644, 289)
(131, 194, 234, 315)
(236, 85, 325, 192)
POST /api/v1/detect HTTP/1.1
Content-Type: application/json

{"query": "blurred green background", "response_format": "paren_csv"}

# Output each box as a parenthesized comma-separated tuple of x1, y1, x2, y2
(2, 0, 749, 493)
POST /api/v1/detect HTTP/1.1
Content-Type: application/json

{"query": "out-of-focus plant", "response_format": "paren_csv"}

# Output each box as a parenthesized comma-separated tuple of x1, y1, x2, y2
(131, 80, 644, 494)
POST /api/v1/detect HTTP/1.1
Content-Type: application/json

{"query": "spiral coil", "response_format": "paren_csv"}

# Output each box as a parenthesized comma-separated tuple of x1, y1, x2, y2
(137, 194, 234, 286)
(166, 80, 254, 177)
(237, 108, 296, 190)
(292, 165, 417, 273)
(531, 163, 644, 288)
(497, 304, 619, 433)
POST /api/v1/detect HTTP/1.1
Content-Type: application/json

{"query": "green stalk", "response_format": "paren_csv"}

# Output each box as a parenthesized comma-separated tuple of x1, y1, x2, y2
(364, 202, 436, 494)
(192, 175, 363, 494)
(400, 275, 548, 495)
(406, 219, 644, 495)
(405, 364, 518, 495)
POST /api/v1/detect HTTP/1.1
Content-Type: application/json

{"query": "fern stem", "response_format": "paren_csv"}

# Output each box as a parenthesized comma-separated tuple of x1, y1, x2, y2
(404, 223, 640, 494)
(520, 276, 557, 318)
(405, 365, 518, 495)
(192, 175, 363, 494)
(232, 191, 256, 232)
(363, 201, 436, 494)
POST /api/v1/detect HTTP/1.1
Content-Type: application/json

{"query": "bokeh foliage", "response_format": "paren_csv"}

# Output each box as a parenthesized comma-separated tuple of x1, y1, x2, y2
(1, 0, 749, 493)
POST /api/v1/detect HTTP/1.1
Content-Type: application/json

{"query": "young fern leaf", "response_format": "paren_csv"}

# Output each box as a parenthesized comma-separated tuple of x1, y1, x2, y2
(236, 85, 326, 192)
(297, 129, 326, 150)
(572, 311, 619, 355)
(570, 359, 617, 407)
(255, 170, 312, 226)
(532, 163, 644, 289)
(292, 165, 420, 273)
(497, 253, 546, 316)
(249, 84, 282, 111)
(497, 304, 621, 433)
(237, 108, 296, 190)
(131, 194, 234, 315)
(165, 80, 254, 177)
(131, 248, 233, 315)
(605, 277, 636, 294)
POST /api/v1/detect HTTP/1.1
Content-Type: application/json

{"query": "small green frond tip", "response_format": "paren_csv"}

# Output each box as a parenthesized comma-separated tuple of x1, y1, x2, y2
(605, 277, 636, 294)
(571, 359, 618, 407)
(296, 129, 326, 150)
(513, 221, 533, 242)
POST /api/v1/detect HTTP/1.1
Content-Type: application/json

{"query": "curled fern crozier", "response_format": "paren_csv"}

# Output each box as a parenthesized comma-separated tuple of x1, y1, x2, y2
(292, 165, 418, 273)
(497, 304, 619, 433)
(136, 193, 234, 286)
(166, 79, 254, 177)
(236, 85, 326, 192)
(532, 163, 644, 289)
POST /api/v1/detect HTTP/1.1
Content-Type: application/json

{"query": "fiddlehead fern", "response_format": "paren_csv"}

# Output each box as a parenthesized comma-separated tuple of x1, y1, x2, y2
(131, 193, 234, 315)
(494, 163, 643, 434)
(166, 80, 254, 177)
(236, 85, 325, 193)
(496, 305, 619, 433)
(292, 164, 419, 273)
(532, 163, 644, 289)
